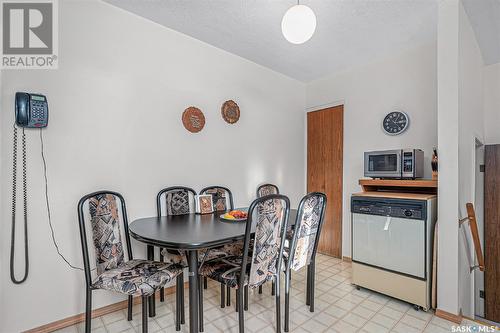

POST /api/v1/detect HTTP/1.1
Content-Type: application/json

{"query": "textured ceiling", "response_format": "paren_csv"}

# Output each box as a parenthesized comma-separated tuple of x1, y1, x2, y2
(103, 0, 438, 82)
(462, 0, 500, 66)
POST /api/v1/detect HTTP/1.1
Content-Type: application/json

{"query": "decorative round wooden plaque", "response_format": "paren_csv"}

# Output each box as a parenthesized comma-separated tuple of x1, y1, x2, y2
(182, 107, 205, 133)
(221, 100, 240, 124)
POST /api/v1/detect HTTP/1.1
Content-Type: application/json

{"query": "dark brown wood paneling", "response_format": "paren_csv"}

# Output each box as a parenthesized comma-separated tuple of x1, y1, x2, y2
(307, 105, 343, 258)
(485, 144, 500, 322)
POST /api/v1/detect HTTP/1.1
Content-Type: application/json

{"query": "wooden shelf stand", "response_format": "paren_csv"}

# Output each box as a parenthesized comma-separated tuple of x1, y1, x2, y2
(359, 179, 438, 194)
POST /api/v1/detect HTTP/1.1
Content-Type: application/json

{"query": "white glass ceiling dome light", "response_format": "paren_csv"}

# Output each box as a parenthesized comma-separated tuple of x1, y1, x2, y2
(281, 1, 317, 44)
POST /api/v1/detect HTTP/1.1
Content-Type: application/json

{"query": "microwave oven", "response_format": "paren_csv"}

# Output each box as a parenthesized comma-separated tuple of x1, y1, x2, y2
(364, 149, 424, 179)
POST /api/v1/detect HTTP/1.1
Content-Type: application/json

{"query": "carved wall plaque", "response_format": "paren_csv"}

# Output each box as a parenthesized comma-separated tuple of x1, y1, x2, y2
(182, 107, 205, 133)
(221, 100, 240, 124)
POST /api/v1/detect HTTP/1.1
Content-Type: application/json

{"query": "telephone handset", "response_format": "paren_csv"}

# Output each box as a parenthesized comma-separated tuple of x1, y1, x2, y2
(10, 92, 49, 284)
(15, 92, 49, 128)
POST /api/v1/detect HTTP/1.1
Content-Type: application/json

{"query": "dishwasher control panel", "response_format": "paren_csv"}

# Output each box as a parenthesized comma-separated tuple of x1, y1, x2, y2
(352, 197, 426, 220)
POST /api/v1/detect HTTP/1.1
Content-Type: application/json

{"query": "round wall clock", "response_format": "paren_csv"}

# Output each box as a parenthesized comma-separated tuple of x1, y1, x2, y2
(182, 107, 205, 133)
(382, 111, 409, 135)
(221, 100, 240, 124)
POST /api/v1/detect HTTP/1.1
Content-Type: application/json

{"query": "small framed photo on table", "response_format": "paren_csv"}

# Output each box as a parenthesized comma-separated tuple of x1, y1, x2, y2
(196, 194, 214, 214)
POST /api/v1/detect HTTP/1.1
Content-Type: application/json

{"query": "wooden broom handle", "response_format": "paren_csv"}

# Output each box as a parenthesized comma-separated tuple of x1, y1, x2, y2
(466, 203, 485, 271)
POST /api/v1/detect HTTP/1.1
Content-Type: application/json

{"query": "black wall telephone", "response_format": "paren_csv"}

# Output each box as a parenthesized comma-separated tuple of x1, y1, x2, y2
(10, 92, 49, 284)
(15, 92, 49, 128)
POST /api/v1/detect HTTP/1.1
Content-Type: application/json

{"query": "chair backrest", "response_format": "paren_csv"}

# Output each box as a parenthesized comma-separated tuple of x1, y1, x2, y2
(239, 194, 290, 288)
(256, 183, 279, 198)
(286, 192, 327, 272)
(77, 191, 132, 286)
(200, 186, 234, 211)
(157, 186, 197, 216)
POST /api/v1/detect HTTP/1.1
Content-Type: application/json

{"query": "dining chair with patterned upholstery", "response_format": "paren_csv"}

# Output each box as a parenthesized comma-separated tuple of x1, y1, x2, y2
(200, 185, 234, 212)
(156, 186, 197, 325)
(198, 194, 291, 333)
(256, 183, 279, 197)
(283, 192, 327, 332)
(78, 191, 183, 333)
(256, 183, 280, 294)
(199, 185, 236, 301)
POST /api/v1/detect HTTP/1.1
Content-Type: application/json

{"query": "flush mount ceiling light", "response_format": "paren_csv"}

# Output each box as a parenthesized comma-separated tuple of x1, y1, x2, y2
(281, 1, 317, 44)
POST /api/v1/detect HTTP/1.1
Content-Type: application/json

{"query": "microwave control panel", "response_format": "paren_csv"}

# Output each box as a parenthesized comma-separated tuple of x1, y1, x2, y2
(403, 152, 414, 173)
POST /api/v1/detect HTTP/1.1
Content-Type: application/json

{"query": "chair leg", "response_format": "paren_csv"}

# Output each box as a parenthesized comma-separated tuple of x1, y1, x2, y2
(244, 285, 249, 311)
(285, 270, 290, 332)
(204, 276, 208, 289)
(127, 295, 133, 321)
(160, 249, 165, 302)
(198, 276, 204, 332)
(236, 289, 240, 312)
(275, 275, 281, 333)
(180, 274, 185, 324)
(142, 295, 148, 333)
(160, 287, 165, 302)
(176, 275, 181, 331)
(220, 283, 226, 308)
(258, 285, 262, 294)
(306, 264, 311, 306)
(271, 281, 276, 296)
(85, 288, 92, 333)
(227, 284, 231, 306)
(146, 246, 156, 317)
(310, 261, 315, 312)
(238, 288, 245, 333)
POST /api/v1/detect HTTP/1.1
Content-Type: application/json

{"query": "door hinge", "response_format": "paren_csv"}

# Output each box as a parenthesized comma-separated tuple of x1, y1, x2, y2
(480, 290, 485, 299)
(480, 165, 485, 173)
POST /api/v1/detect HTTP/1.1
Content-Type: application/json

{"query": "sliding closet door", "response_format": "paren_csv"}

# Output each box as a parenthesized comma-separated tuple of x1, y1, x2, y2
(307, 105, 343, 258)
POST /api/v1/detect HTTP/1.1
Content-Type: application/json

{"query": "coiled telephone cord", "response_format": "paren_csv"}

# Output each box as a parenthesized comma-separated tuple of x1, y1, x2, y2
(11, 126, 84, 285)
(10, 124, 29, 284)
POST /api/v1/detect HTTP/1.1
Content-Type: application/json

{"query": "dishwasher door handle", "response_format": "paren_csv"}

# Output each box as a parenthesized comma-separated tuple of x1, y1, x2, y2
(383, 216, 391, 231)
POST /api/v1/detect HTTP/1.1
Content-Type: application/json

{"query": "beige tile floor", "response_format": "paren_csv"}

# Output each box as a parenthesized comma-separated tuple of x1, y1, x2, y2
(55, 254, 498, 333)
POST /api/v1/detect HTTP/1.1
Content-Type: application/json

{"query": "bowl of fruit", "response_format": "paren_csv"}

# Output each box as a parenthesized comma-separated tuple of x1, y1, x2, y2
(220, 209, 248, 222)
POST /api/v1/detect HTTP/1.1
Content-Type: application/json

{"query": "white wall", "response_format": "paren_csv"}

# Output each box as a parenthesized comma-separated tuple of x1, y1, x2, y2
(436, 0, 486, 317)
(483, 62, 500, 144)
(457, 1, 485, 317)
(436, 0, 461, 316)
(0, 70, 3, 318)
(305, 43, 437, 257)
(0, 1, 305, 331)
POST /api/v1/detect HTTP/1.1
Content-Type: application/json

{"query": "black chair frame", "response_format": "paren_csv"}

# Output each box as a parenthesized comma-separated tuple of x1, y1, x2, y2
(283, 192, 327, 332)
(156, 186, 197, 217)
(199, 185, 234, 211)
(78, 190, 156, 333)
(156, 185, 197, 322)
(256, 183, 280, 197)
(256, 183, 279, 295)
(199, 185, 235, 297)
(199, 194, 291, 333)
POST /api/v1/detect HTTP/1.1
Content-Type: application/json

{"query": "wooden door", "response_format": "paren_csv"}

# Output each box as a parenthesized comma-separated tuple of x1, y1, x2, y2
(307, 105, 343, 258)
(485, 144, 500, 322)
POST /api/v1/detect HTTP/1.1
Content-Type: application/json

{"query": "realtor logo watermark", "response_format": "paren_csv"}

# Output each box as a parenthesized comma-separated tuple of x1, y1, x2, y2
(452, 325, 498, 332)
(1, 0, 58, 69)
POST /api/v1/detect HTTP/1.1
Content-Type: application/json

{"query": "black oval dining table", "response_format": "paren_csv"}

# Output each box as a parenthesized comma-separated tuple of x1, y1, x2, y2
(129, 209, 298, 333)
